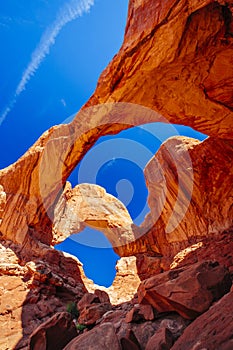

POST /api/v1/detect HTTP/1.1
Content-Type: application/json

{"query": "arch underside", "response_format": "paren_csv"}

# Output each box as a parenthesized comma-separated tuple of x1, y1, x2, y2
(0, 0, 232, 265)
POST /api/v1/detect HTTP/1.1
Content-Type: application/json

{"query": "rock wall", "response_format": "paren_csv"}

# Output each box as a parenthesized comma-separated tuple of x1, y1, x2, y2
(0, 0, 232, 249)
(0, 0, 233, 348)
(133, 136, 233, 275)
(87, 0, 233, 138)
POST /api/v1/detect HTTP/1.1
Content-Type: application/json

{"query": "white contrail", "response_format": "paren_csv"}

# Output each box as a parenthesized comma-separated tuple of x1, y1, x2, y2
(0, 0, 94, 125)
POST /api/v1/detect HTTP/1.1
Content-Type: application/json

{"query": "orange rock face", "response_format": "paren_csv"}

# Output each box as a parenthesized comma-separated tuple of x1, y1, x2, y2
(0, 0, 232, 248)
(53, 182, 134, 252)
(171, 291, 233, 350)
(134, 136, 233, 275)
(137, 261, 231, 319)
(0, 0, 232, 348)
(0, 239, 87, 349)
(88, 0, 233, 138)
(83, 256, 141, 305)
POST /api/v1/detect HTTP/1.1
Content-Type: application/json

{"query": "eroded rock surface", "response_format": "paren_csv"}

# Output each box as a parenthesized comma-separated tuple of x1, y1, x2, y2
(63, 323, 121, 350)
(171, 291, 233, 350)
(138, 261, 231, 319)
(53, 182, 134, 253)
(0, 0, 232, 248)
(79, 256, 141, 305)
(77, 290, 112, 326)
(0, 0, 232, 348)
(29, 312, 77, 350)
(0, 240, 86, 350)
(133, 136, 233, 276)
(87, 0, 233, 138)
(145, 327, 173, 350)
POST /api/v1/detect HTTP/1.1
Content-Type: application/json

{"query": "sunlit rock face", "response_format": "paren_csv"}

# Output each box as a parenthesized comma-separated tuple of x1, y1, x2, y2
(53, 182, 134, 255)
(0, 239, 87, 349)
(134, 136, 233, 274)
(0, 0, 233, 348)
(87, 0, 233, 139)
(83, 256, 141, 305)
(0, 0, 232, 248)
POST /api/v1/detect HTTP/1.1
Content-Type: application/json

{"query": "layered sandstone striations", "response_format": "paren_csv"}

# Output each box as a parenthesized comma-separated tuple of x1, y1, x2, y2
(0, 0, 232, 248)
(0, 0, 233, 349)
(87, 0, 233, 138)
(83, 256, 141, 305)
(133, 136, 233, 276)
(0, 240, 87, 349)
(53, 182, 134, 253)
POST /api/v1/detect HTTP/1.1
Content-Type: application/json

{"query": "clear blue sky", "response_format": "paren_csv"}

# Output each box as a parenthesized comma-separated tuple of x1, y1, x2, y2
(0, 1, 206, 287)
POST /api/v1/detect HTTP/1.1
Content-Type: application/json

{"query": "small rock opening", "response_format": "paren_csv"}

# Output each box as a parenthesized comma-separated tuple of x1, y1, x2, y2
(55, 122, 207, 287)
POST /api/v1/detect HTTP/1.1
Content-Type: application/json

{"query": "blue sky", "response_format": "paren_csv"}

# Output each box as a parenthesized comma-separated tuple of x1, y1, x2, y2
(0, 0, 128, 167)
(0, 1, 206, 287)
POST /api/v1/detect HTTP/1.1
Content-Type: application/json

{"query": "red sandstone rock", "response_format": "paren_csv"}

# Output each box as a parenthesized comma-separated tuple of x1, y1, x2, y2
(0, 240, 86, 350)
(53, 183, 134, 251)
(0, 185, 6, 225)
(169, 229, 233, 273)
(121, 338, 140, 350)
(77, 292, 99, 310)
(0, 0, 232, 249)
(0, 0, 231, 276)
(94, 289, 110, 303)
(134, 136, 233, 276)
(119, 329, 141, 350)
(138, 261, 231, 319)
(77, 290, 112, 325)
(117, 313, 189, 350)
(0, 0, 232, 348)
(88, 0, 233, 139)
(171, 292, 233, 350)
(29, 312, 77, 350)
(78, 302, 112, 326)
(145, 327, 173, 350)
(84, 257, 141, 306)
(100, 309, 127, 326)
(125, 304, 154, 323)
(135, 317, 189, 349)
(130, 322, 164, 350)
(64, 323, 121, 350)
(77, 290, 110, 309)
(136, 253, 162, 280)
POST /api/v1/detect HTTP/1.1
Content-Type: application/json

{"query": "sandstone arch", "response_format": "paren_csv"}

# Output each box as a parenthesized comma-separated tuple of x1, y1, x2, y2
(52, 182, 135, 255)
(0, 0, 233, 249)
(0, 0, 233, 348)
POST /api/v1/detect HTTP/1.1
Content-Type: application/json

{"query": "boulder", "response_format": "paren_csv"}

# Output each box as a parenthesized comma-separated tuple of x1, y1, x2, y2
(138, 261, 231, 319)
(94, 289, 110, 304)
(125, 304, 154, 323)
(78, 302, 112, 326)
(146, 327, 173, 350)
(171, 291, 233, 350)
(29, 312, 77, 350)
(64, 323, 121, 350)
(120, 329, 141, 350)
(77, 292, 100, 310)
(121, 338, 141, 350)
(116, 312, 189, 350)
(77, 291, 112, 325)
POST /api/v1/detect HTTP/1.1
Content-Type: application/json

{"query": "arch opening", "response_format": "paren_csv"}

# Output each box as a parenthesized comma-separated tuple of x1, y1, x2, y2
(54, 121, 207, 287)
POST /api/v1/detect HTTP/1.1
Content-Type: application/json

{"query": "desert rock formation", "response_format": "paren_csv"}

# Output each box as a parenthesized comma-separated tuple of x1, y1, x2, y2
(0, 0, 233, 348)
(53, 182, 135, 252)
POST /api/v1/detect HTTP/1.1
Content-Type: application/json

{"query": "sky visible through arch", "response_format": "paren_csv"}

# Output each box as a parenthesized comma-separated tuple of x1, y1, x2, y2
(0, 1, 207, 287)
